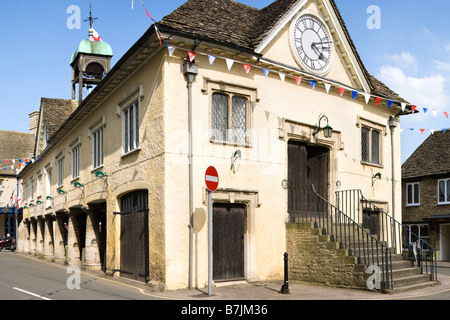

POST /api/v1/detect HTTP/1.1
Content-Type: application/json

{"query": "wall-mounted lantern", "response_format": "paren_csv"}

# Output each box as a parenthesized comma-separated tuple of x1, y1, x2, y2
(372, 172, 382, 186)
(313, 113, 333, 139)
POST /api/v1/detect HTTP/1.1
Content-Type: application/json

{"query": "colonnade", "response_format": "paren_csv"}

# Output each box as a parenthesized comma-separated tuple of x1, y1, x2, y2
(18, 204, 106, 270)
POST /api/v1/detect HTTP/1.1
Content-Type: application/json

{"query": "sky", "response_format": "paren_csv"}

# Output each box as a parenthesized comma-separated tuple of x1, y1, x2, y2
(0, 0, 449, 164)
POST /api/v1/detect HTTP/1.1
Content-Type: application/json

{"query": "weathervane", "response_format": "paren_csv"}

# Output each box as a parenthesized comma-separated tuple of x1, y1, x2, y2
(83, 3, 99, 30)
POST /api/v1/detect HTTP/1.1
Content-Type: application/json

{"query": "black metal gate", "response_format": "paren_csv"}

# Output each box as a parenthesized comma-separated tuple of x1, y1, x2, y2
(116, 190, 149, 282)
(213, 203, 246, 282)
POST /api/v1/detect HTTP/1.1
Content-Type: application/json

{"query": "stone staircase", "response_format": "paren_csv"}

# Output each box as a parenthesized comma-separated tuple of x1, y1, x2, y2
(286, 221, 439, 293)
(327, 222, 439, 293)
(287, 185, 439, 293)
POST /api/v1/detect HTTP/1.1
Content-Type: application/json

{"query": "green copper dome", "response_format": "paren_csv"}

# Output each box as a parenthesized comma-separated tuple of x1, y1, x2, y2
(70, 39, 113, 65)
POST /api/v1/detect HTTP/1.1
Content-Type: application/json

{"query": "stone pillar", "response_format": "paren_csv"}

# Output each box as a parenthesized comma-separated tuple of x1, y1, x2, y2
(20, 220, 30, 254)
(83, 207, 101, 270)
(43, 215, 55, 259)
(67, 212, 81, 266)
(67, 208, 86, 266)
(36, 217, 45, 256)
(30, 219, 37, 254)
(54, 212, 68, 262)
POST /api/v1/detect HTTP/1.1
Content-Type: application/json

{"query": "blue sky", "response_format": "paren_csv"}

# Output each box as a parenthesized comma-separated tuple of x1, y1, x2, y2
(0, 1, 448, 163)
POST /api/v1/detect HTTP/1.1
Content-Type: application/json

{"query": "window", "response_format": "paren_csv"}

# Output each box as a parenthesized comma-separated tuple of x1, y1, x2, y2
(406, 182, 420, 206)
(37, 173, 42, 198)
(71, 145, 80, 180)
(57, 157, 64, 188)
(361, 126, 381, 165)
(24, 184, 28, 204)
(89, 116, 105, 170)
(438, 178, 450, 204)
(123, 101, 140, 154)
(46, 169, 52, 209)
(30, 179, 35, 200)
(211, 92, 248, 144)
(402, 224, 429, 252)
(92, 127, 104, 169)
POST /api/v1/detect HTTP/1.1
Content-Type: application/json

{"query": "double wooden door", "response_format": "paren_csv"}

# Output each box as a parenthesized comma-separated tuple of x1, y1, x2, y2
(118, 190, 149, 282)
(288, 141, 329, 195)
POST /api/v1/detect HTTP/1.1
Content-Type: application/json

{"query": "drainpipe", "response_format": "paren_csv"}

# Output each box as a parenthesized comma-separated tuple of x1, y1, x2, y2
(388, 116, 398, 250)
(183, 60, 198, 289)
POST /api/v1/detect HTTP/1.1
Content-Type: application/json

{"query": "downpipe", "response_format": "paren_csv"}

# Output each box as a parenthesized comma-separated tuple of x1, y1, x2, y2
(183, 60, 198, 289)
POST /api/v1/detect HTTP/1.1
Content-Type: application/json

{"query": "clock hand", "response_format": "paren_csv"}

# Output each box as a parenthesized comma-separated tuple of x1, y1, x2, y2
(312, 41, 333, 46)
(311, 44, 325, 61)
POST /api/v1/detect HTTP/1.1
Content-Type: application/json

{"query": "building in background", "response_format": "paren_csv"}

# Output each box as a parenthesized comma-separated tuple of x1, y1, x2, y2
(0, 129, 35, 240)
(402, 130, 450, 261)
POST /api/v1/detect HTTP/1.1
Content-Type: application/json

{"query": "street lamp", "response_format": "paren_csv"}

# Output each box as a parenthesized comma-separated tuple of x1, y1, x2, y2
(313, 113, 333, 139)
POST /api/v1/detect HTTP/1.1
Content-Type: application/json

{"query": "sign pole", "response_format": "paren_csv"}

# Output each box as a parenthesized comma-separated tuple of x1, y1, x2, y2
(208, 190, 213, 296)
(204, 166, 219, 297)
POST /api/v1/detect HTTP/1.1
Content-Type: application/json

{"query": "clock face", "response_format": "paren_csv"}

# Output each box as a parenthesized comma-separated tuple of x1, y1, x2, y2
(290, 13, 334, 75)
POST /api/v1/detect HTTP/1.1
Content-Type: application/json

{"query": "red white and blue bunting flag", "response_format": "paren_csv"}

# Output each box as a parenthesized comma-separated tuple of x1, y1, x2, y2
(0, 158, 42, 171)
(164, 45, 450, 119)
(401, 128, 449, 134)
(132, 0, 166, 47)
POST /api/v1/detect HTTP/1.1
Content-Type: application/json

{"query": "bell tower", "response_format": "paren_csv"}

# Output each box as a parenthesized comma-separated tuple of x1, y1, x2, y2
(70, 4, 113, 102)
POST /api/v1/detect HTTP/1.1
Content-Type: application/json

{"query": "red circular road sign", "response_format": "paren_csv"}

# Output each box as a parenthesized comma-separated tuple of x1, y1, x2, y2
(205, 166, 219, 192)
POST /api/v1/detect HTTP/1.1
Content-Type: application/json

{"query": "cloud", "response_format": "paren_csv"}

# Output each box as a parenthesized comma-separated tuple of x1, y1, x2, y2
(434, 60, 450, 73)
(383, 52, 418, 73)
(377, 64, 448, 109)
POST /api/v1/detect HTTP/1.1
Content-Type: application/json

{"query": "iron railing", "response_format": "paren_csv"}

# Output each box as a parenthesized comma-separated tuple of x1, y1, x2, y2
(288, 185, 393, 290)
(336, 189, 437, 282)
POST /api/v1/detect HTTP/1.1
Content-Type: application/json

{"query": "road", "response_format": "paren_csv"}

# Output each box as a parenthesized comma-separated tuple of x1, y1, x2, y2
(0, 252, 168, 300)
(1, 251, 449, 302)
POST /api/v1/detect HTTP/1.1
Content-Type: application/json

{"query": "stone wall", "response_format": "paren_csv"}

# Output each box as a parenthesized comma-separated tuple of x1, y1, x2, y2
(402, 176, 450, 250)
(286, 223, 366, 289)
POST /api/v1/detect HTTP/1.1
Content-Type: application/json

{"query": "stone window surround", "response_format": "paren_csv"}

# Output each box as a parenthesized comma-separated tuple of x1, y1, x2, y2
(202, 187, 260, 283)
(202, 77, 257, 148)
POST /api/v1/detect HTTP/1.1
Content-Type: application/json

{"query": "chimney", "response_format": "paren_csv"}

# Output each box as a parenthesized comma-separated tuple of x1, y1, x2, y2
(29, 111, 40, 138)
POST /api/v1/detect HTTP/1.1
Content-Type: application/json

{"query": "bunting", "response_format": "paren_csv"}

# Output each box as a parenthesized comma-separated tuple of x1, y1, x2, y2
(132, 0, 166, 47)
(0, 157, 41, 171)
(162, 45, 450, 120)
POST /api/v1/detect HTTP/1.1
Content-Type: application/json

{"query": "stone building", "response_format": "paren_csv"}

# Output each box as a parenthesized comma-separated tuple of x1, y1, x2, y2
(0, 129, 34, 239)
(402, 130, 450, 261)
(18, 0, 424, 291)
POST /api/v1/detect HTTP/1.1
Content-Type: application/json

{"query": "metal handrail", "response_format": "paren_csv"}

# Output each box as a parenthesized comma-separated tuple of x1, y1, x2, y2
(336, 189, 437, 282)
(288, 185, 393, 290)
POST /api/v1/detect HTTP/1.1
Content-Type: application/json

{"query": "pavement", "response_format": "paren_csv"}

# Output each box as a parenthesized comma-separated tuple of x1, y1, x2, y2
(13, 252, 450, 301)
(143, 261, 450, 301)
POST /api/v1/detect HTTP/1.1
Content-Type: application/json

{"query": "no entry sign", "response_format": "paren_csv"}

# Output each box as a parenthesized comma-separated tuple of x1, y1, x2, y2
(205, 166, 219, 192)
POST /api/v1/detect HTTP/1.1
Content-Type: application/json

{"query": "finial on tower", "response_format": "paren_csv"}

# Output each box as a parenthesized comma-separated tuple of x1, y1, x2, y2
(84, 3, 99, 34)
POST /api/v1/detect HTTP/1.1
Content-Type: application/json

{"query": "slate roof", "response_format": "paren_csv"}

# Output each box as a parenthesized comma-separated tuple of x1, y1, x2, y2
(159, 0, 407, 103)
(33, 98, 79, 156)
(39, 98, 79, 141)
(0, 131, 35, 176)
(402, 130, 450, 180)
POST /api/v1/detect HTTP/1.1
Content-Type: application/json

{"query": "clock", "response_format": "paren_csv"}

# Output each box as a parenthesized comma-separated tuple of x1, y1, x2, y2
(289, 12, 334, 75)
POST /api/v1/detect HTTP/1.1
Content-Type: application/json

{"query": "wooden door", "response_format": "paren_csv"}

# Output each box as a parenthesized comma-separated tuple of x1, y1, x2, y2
(118, 191, 149, 282)
(288, 142, 329, 221)
(288, 142, 329, 194)
(213, 203, 246, 282)
(363, 209, 380, 236)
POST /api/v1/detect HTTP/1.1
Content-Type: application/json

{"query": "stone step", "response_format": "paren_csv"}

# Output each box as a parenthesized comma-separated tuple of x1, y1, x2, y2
(391, 267, 421, 278)
(384, 281, 440, 294)
(392, 274, 431, 287)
